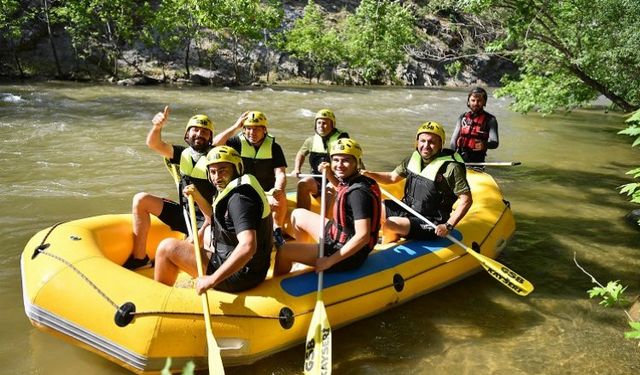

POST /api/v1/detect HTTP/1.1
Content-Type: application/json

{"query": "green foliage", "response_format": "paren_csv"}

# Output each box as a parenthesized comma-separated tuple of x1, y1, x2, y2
(283, 0, 342, 81)
(342, 0, 416, 84)
(624, 321, 640, 341)
(445, 60, 463, 77)
(161, 358, 194, 375)
(454, 0, 640, 113)
(618, 110, 640, 212)
(588, 280, 629, 308)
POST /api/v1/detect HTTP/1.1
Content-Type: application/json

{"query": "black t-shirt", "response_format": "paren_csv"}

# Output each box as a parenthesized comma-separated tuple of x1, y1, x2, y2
(227, 135, 287, 190)
(345, 187, 375, 222)
(224, 185, 263, 233)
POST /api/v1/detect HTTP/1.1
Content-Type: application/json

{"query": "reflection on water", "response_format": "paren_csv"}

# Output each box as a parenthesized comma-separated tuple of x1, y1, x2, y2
(1, 83, 638, 375)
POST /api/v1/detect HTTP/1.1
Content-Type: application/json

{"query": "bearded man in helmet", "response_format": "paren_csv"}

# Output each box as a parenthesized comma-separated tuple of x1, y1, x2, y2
(274, 138, 381, 275)
(363, 122, 472, 243)
(125, 106, 216, 270)
(291, 108, 350, 211)
(450, 86, 499, 163)
(154, 146, 273, 293)
(213, 111, 288, 250)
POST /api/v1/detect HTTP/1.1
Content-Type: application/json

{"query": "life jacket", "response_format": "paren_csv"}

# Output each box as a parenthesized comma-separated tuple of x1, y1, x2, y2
(238, 134, 276, 191)
(456, 111, 490, 152)
(172, 147, 215, 210)
(327, 174, 381, 254)
(308, 129, 347, 174)
(403, 149, 464, 224)
(210, 174, 272, 273)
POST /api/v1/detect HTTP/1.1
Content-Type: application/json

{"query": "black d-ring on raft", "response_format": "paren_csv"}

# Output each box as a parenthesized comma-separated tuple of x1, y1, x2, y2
(279, 307, 294, 329)
(114, 302, 136, 327)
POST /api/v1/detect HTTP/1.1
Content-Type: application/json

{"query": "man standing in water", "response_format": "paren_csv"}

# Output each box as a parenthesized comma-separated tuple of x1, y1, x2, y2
(154, 146, 273, 293)
(363, 122, 472, 243)
(450, 87, 499, 163)
(125, 107, 216, 269)
(213, 111, 288, 249)
(291, 108, 349, 211)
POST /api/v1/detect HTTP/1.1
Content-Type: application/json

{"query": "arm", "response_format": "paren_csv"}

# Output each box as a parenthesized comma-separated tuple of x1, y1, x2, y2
(195, 229, 257, 294)
(361, 170, 403, 185)
(315, 218, 371, 272)
(147, 106, 174, 158)
(434, 191, 473, 237)
(212, 111, 248, 146)
(486, 116, 499, 149)
(450, 115, 463, 150)
(292, 151, 306, 175)
(183, 184, 213, 218)
(318, 161, 340, 187)
(270, 166, 287, 199)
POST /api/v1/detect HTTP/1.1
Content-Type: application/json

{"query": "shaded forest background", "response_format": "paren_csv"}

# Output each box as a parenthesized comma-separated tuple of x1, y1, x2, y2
(0, 0, 515, 87)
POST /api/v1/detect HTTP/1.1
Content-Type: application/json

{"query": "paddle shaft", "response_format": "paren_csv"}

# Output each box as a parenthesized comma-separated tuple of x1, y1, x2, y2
(303, 169, 332, 375)
(187, 196, 225, 375)
(170, 162, 225, 374)
(465, 161, 521, 166)
(379, 187, 533, 296)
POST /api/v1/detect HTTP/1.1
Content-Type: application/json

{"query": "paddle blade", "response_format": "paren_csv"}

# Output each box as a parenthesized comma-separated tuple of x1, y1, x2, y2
(207, 330, 225, 374)
(467, 249, 534, 296)
(304, 300, 332, 375)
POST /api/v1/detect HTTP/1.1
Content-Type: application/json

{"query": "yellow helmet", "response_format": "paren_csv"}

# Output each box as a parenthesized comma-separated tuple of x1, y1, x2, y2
(205, 146, 244, 175)
(185, 114, 214, 134)
(416, 121, 446, 144)
(330, 138, 363, 163)
(315, 109, 336, 126)
(243, 111, 268, 127)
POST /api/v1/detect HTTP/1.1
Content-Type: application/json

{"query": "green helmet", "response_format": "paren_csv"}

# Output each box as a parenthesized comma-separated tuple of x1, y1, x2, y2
(330, 138, 363, 165)
(416, 121, 446, 144)
(243, 111, 268, 127)
(185, 114, 214, 134)
(205, 146, 244, 176)
(315, 109, 336, 127)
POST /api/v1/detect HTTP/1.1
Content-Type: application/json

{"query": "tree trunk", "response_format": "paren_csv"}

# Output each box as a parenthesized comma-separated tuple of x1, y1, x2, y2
(185, 39, 191, 78)
(568, 64, 639, 112)
(42, 0, 63, 78)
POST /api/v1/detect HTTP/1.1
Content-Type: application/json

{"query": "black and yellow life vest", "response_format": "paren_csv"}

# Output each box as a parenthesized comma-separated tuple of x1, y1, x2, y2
(238, 134, 276, 191)
(210, 174, 272, 273)
(403, 149, 464, 224)
(327, 174, 381, 254)
(309, 129, 348, 174)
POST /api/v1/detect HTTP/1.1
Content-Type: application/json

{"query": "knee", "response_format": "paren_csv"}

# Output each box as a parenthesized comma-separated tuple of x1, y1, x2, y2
(156, 238, 178, 261)
(132, 192, 152, 211)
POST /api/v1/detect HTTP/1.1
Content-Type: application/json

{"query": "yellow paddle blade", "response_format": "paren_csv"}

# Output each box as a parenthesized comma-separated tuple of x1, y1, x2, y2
(304, 300, 332, 375)
(207, 330, 225, 374)
(466, 248, 534, 296)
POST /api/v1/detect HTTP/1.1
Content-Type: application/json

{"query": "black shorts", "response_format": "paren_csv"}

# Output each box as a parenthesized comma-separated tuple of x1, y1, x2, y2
(384, 199, 439, 241)
(157, 199, 205, 234)
(322, 222, 369, 272)
(206, 252, 267, 293)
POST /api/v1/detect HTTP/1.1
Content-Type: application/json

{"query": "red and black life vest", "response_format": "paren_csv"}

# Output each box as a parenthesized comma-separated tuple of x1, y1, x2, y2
(327, 174, 381, 253)
(456, 111, 490, 152)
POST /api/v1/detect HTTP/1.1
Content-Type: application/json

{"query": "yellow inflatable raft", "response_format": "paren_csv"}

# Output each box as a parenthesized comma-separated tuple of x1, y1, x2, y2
(21, 169, 516, 373)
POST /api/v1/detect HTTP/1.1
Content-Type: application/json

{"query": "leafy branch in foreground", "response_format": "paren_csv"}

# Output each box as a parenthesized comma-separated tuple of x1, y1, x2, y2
(618, 110, 640, 224)
(573, 253, 640, 345)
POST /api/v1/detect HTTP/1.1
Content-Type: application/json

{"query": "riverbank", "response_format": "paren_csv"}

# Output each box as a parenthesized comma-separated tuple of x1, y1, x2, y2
(0, 1, 517, 87)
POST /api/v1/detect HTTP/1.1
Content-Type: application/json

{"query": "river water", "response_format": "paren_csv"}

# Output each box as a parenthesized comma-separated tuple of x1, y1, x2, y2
(1, 82, 638, 374)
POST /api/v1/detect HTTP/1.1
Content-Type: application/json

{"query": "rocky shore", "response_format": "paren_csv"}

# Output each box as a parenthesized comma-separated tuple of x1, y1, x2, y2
(0, 1, 517, 87)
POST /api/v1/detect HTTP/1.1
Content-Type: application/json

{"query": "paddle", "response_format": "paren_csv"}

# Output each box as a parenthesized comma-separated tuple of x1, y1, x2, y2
(188, 195, 225, 374)
(465, 161, 521, 167)
(304, 169, 332, 375)
(379, 187, 534, 297)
